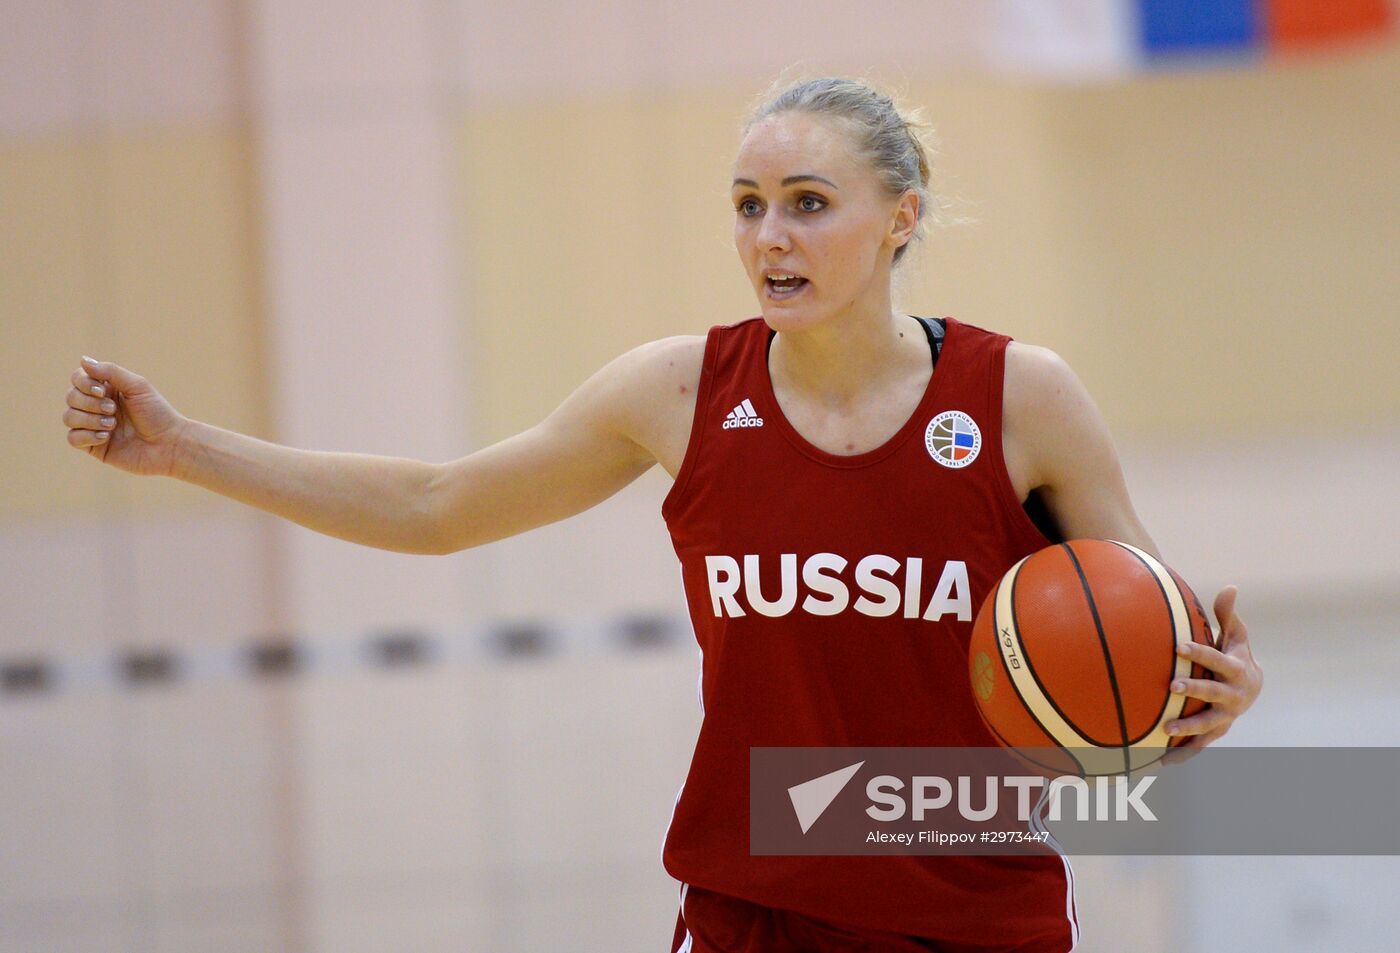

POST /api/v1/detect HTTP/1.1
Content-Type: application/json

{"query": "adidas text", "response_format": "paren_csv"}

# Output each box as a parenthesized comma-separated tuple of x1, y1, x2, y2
(723, 398, 764, 429)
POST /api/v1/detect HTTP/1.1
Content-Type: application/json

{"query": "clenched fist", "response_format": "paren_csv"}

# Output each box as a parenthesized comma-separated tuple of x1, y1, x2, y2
(65, 356, 190, 478)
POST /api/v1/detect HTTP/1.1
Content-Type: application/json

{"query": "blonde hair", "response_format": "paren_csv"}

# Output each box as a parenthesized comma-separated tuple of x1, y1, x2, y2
(745, 77, 941, 265)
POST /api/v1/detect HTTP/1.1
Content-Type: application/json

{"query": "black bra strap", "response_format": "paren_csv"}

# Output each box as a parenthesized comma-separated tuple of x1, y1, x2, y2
(914, 316, 946, 369)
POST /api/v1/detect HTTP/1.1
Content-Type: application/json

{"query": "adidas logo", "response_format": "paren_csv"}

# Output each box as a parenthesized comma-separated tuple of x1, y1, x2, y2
(722, 398, 764, 429)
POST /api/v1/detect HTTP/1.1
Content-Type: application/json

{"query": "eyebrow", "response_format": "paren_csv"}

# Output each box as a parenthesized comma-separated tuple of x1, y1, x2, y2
(731, 174, 839, 190)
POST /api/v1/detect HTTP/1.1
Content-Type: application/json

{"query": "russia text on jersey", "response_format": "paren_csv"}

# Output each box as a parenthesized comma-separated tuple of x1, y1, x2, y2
(703, 554, 972, 621)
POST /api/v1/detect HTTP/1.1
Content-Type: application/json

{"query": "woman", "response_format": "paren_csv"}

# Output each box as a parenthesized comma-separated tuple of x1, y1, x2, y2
(65, 78, 1260, 952)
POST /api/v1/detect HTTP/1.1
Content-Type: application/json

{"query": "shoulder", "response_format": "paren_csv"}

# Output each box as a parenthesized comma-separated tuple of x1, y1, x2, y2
(1001, 341, 1154, 550)
(620, 333, 708, 374)
(598, 334, 707, 406)
(570, 334, 706, 466)
(1002, 340, 1115, 488)
(544, 333, 705, 428)
(1002, 338, 1075, 394)
(1002, 335, 1086, 422)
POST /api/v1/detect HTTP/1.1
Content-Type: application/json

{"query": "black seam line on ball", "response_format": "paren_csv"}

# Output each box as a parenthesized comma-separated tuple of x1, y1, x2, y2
(1105, 540, 1181, 747)
(1013, 551, 1120, 755)
(1062, 542, 1132, 780)
(1007, 559, 1090, 751)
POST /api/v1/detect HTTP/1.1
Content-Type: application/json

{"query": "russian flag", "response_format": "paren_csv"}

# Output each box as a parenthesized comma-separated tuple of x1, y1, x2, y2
(985, 0, 1395, 78)
(1141, 0, 1395, 57)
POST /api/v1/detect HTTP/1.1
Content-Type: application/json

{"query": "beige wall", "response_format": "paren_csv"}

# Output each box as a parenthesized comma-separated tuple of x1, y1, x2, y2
(3, 10, 1399, 952)
(5, 45, 1397, 514)
(3, 125, 269, 519)
(460, 43, 1400, 444)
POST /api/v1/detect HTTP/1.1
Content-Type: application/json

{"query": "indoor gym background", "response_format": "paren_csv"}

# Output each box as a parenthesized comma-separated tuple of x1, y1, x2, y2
(2, 2, 1399, 951)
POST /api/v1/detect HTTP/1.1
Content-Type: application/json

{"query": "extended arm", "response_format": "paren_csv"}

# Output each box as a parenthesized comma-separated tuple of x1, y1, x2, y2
(69, 338, 700, 557)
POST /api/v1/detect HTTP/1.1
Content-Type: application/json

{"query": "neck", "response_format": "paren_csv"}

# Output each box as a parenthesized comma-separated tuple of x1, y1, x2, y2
(769, 295, 922, 407)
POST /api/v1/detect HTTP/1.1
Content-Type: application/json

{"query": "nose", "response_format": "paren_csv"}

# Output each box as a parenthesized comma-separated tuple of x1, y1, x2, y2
(755, 207, 790, 253)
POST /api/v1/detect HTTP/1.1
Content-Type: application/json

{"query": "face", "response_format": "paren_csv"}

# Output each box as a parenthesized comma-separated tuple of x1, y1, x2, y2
(731, 111, 917, 331)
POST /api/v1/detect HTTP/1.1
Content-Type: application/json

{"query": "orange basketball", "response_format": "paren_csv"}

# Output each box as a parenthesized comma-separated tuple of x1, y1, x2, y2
(968, 539, 1215, 777)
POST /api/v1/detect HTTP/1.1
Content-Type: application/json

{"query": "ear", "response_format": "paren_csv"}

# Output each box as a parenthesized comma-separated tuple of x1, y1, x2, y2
(888, 189, 920, 251)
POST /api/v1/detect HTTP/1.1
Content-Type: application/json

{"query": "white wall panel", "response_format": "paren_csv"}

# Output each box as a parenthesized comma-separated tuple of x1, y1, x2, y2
(305, 873, 490, 953)
(85, 0, 241, 128)
(130, 686, 286, 898)
(1120, 431, 1400, 607)
(0, 509, 279, 655)
(0, 521, 126, 656)
(0, 2, 83, 135)
(0, 909, 124, 953)
(452, 0, 660, 97)
(248, 0, 477, 636)
(297, 669, 490, 883)
(0, 1, 240, 136)
(479, 468, 684, 621)
(141, 895, 285, 953)
(488, 860, 679, 953)
(252, 0, 439, 104)
(449, 0, 1131, 99)
(0, 696, 126, 908)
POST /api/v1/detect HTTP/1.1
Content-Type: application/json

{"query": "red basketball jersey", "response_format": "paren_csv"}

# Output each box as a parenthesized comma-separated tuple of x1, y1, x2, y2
(660, 316, 1077, 947)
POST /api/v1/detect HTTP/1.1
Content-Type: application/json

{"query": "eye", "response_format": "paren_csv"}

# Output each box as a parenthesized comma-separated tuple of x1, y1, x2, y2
(736, 198, 762, 217)
(798, 194, 826, 212)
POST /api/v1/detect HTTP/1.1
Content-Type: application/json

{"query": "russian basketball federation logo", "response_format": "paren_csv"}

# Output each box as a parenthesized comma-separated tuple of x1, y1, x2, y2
(925, 411, 981, 468)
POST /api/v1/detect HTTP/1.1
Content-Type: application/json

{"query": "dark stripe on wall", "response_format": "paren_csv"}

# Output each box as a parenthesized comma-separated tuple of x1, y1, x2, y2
(0, 613, 695, 699)
(616, 614, 676, 649)
(1, 659, 50, 693)
(121, 649, 179, 685)
(250, 640, 302, 676)
(373, 630, 432, 667)
(493, 622, 553, 658)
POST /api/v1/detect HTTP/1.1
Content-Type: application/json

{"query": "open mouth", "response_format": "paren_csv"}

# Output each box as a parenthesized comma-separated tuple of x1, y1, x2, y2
(765, 273, 809, 299)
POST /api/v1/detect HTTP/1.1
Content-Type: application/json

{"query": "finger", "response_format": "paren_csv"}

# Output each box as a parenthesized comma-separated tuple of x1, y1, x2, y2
(81, 356, 145, 394)
(67, 427, 110, 448)
(1166, 705, 1234, 738)
(1160, 743, 1206, 767)
(1173, 725, 1228, 750)
(71, 367, 107, 399)
(1221, 613, 1253, 657)
(63, 408, 118, 431)
(1176, 639, 1247, 681)
(1213, 585, 1238, 623)
(67, 387, 117, 415)
(1213, 586, 1246, 646)
(1170, 676, 1232, 705)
